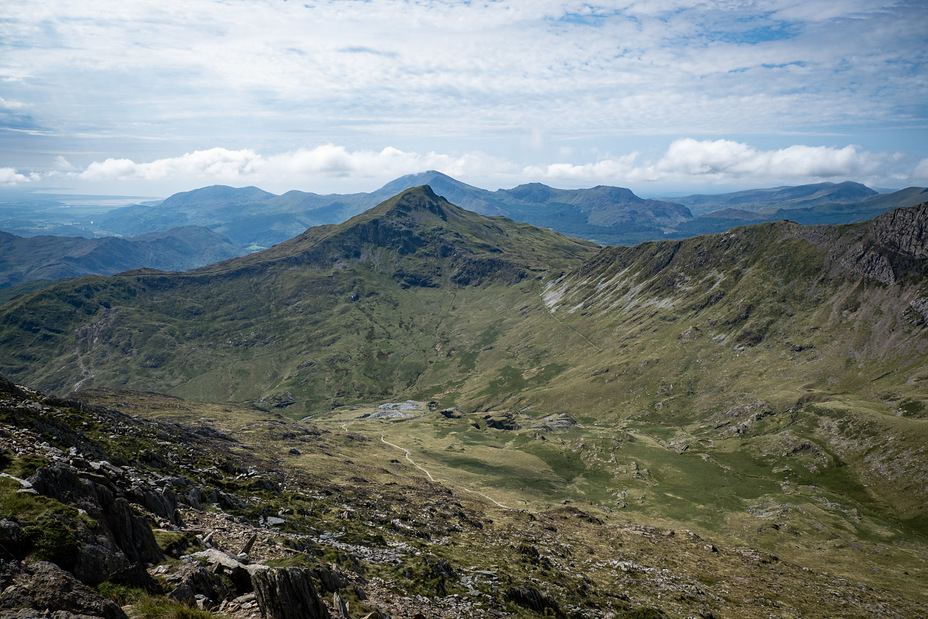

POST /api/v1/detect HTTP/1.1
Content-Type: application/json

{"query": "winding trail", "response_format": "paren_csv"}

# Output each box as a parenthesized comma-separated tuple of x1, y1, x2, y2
(380, 435, 436, 482)
(380, 434, 511, 509)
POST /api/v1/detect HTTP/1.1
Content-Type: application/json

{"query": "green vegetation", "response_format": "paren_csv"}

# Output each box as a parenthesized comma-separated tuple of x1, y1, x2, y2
(0, 472, 96, 570)
(1, 189, 928, 616)
(130, 593, 218, 619)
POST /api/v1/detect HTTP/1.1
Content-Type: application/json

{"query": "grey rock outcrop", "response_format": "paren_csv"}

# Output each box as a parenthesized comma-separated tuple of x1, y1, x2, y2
(839, 201, 928, 285)
(840, 247, 896, 285)
(312, 565, 351, 593)
(166, 562, 230, 608)
(504, 586, 563, 617)
(869, 201, 928, 260)
(27, 463, 164, 584)
(128, 481, 180, 525)
(0, 560, 127, 619)
(251, 567, 331, 619)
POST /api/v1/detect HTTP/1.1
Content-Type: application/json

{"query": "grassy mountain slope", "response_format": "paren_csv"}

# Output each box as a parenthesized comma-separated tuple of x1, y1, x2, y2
(0, 186, 598, 407)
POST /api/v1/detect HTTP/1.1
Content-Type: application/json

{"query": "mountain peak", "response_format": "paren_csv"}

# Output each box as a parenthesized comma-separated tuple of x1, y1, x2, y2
(374, 171, 484, 199)
(375, 185, 450, 220)
(239, 184, 597, 290)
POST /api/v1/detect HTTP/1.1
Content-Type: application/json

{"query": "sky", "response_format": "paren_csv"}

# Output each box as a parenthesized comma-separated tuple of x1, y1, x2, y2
(1, 0, 927, 198)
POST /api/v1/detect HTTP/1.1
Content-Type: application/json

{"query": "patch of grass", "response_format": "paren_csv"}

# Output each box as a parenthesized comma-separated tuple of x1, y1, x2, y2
(22, 516, 78, 568)
(131, 593, 218, 619)
(153, 530, 202, 557)
(264, 555, 314, 568)
(97, 582, 146, 606)
(3, 453, 49, 478)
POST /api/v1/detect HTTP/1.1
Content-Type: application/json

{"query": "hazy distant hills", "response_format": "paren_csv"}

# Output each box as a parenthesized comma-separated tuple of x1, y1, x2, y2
(4, 174, 926, 252)
(665, 180, 880, 215)
(94, 172, 928, 249)
(665, 182, 928, 237)
(97, 183, 388, 249)
(94, 170, 696, 247)
(0, 225, 244, 295)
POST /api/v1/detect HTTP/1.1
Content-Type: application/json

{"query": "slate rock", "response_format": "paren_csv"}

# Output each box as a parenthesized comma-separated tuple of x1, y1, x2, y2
(313, 565, 350, 592)
(167, 562, 230, 607)
(505, 586, 563, 617)
(27, 463, 164, 583)
(252, 567, 331, 619)
(0, 560, 127, 619)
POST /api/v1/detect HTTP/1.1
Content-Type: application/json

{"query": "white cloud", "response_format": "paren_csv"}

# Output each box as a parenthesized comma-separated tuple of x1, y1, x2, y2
(650, 139, 893, 179)
(0, 168, 28, 185)
(0, 137, 913, 194)
(52, 156, 76, 172)
(521, 139, 907, 188)
(524, 154, 640, 182)
(80, 148, 262, 182)
(0, 167, 42, 185)
(913, 158, 928, 182)
(0, 97, 27, 111)
(70, 145, 516, 192)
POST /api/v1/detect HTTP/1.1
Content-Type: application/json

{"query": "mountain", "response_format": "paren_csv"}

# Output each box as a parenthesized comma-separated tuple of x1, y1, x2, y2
(0, 225, 245, 292)
(371, 170, 509, 215)
(96, 173, 928, 250)
(0, 186, 598, 401)
(494, 182, 692, 244)
(2, 188, 928, 616)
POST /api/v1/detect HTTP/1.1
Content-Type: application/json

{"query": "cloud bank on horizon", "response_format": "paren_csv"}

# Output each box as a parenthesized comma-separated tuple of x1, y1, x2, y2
(1, 0, 926, 196)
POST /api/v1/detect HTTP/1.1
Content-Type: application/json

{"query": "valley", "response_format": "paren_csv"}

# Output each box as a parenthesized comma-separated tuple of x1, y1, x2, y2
(3, 380, 926, 618)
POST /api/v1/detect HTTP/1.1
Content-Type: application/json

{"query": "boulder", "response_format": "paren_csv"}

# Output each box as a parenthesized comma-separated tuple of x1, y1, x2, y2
(505, 586, 563, 617)
(166, 562, 230, 608)
(313, 565, 350, 592)
(0, 375, 25, 397)
(0, 560, 127, 619)
(251, 567, 331, 619)
(187, 548, 255, 595)
(0, 519, 25, 556)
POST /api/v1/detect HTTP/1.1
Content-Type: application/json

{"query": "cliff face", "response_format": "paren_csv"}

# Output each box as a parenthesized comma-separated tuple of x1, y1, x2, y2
(827, 201, 928, 286)
(869, 201, 928, 260)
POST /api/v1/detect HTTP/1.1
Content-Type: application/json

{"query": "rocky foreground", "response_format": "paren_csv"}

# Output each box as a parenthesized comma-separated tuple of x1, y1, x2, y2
(1, 376, 926, 618)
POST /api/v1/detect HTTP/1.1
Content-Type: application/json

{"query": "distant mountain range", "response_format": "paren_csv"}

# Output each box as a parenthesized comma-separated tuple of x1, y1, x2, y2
(663, 180, 881, 215)
(2, 175, 926, 303)
(96, 172, 928, 248)
(0, 226, 244, 303)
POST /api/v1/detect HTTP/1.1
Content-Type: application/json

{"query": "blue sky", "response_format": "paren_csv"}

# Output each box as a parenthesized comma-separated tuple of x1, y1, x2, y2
(1, 0, 926, 197)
